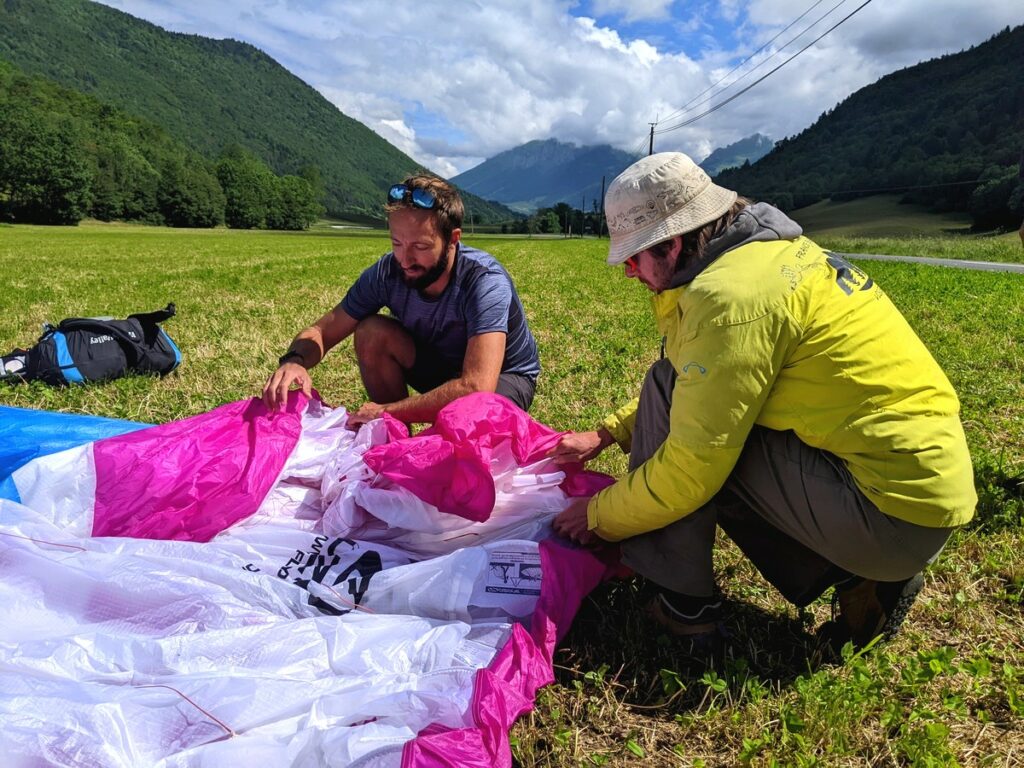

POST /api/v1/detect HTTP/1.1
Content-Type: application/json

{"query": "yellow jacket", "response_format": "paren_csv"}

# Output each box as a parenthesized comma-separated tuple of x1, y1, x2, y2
(589, 232, 976, 541)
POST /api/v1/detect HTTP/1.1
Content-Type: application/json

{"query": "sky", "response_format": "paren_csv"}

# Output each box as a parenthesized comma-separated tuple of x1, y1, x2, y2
(95, 0, 1021, 177)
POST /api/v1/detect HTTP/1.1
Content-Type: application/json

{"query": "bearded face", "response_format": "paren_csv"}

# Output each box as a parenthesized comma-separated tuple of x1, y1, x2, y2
(388, 208, 457, 293)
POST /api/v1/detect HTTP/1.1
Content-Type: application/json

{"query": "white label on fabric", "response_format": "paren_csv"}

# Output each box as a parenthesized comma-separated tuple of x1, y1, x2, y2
(485, 547, 542, 596)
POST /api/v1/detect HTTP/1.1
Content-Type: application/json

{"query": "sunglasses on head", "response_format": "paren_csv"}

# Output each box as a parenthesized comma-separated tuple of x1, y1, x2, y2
(387, 184, 437, 210)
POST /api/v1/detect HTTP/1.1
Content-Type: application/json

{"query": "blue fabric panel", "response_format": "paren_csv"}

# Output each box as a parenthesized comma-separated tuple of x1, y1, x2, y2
(52, 331, 85, 384)
(160, 327, 182, 367)
(0, 406, 149, 502)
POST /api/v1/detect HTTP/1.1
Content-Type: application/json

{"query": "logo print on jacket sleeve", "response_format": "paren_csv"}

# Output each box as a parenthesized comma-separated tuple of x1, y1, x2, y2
(826, 253, 874, 295)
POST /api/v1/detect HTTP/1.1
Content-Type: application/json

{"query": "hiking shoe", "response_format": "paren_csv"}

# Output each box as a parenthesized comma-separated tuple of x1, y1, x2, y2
(647, 592, 726, 658)
(820, 572, 925, 651)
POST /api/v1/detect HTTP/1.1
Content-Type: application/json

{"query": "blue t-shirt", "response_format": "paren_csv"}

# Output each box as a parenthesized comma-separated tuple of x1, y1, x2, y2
(340, 245, 541, 379)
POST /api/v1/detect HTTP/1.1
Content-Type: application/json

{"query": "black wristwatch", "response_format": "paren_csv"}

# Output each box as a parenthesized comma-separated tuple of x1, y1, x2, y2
(278, 350, 305, 367)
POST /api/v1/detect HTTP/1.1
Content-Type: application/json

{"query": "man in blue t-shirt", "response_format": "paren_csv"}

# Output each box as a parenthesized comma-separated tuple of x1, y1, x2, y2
(263, 174, 540, 426)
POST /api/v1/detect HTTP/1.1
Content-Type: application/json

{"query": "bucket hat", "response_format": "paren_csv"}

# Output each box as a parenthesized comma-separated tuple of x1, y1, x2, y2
(605, 152, 737, 265)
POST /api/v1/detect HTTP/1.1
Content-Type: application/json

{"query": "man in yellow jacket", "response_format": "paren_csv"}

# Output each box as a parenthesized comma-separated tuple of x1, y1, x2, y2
(551, 152, 976, 652)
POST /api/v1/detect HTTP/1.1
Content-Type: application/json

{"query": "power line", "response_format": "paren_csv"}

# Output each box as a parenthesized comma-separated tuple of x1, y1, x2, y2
(654, 0, 874, 137)
(656, 0, 851, 128)
(626, 132, 652, 160)
(657, 0, 832, 126)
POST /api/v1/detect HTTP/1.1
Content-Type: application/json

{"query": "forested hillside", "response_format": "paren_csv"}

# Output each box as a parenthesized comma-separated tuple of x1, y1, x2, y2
(453, 139, 637, 213)
(0, 0, 515, 223)
(0, 59, 322, 228)
(717, 25, 1024, 229)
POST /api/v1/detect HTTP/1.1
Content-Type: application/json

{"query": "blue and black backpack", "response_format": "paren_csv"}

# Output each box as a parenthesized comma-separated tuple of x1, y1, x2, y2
(1, 304, 182, 386)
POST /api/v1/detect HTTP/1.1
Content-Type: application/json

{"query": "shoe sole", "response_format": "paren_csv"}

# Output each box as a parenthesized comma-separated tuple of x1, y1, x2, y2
(879, 572, 925, 641)
(646, 596, 719, 637)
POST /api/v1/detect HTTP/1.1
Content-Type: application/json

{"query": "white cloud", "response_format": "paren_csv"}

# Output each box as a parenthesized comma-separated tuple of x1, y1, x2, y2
(591, 0, 675, 23)
(98, 1, 1022, 175)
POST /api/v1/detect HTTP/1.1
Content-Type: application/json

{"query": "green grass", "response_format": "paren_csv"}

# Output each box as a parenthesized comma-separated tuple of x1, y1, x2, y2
(2, 223, 1022, 765)
(794, 195, 977, 238)
(792, 195, 1024, 265)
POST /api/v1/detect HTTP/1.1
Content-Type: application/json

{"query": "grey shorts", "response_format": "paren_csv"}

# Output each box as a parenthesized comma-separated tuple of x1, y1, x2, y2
(406, 342, 536, 412)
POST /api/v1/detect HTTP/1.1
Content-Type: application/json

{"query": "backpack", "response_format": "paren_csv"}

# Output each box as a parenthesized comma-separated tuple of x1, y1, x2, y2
(1, 304, 182, 386)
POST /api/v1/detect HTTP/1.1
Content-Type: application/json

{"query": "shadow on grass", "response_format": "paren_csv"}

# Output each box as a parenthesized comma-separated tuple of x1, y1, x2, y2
(555, 576, 833, 713)
(971, 462, 1024, 534)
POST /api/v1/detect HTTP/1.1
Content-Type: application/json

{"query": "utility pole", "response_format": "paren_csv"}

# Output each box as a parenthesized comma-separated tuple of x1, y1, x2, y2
(648, 122, 656, 155)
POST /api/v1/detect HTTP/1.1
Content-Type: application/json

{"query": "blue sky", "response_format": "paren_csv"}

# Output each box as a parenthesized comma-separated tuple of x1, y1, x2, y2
(575, 0, 744, 57)
(97, 1, 1022, 176)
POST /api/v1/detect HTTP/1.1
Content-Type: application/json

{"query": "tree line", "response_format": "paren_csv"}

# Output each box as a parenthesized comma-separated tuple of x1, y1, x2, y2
(716, 26, 1024, 230)
(0, 60, 322, 229)
(499, 202, 607, 237)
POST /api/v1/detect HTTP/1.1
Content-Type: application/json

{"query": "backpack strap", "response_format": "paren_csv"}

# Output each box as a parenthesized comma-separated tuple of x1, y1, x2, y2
(128, 303, 176, 326)
(50, 331, 86, 383)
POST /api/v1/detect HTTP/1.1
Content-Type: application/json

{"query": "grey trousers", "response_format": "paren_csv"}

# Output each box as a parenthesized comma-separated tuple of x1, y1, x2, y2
(619, 359, 953, 607)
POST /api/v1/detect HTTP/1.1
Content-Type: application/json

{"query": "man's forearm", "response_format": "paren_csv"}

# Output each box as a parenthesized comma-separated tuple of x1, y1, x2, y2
(383, 376, 482, 423)
(284, 330, 326, 368)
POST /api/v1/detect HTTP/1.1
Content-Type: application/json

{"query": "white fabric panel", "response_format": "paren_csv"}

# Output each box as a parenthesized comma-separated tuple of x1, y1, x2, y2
(1, 406, 567, 766)
(11, 443, 96, 536)
(0, 496, 542, 766)
(321, 440, 572, 559)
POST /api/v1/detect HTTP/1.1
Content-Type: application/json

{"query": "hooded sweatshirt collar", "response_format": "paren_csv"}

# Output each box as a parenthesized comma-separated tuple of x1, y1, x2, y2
(669, 202, 803, 289)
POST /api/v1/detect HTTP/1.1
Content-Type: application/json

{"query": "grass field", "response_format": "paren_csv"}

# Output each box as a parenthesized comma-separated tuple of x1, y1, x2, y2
(794, 195, 977, 238)
(1, 222, 1022, 766)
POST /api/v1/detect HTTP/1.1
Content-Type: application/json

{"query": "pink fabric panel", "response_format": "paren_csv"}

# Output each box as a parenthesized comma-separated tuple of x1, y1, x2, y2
(364, 393, 614, 521)
(91, 394, 306, 541)
(363, 433, 495, 523)
(380, 412, 411, 442)
(562, 469, 616, 497)
(402, 540, 609, 767)
(429, 392, 562, 465)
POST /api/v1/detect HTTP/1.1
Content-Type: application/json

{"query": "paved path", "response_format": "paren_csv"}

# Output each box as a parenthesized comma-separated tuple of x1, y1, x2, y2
(835, 252, 1024, 274)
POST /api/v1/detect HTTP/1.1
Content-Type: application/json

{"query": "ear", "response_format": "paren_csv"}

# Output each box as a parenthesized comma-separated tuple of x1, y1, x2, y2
(447, 227, 462, 254)
(667, 235, 685, 259)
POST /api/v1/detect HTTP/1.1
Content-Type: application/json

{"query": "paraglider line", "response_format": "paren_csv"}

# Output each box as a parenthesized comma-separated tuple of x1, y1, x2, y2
(443, 532, 482, 542)
(322, 583, 377, 614)
(0, 531, 87, 551)
(137, 684, 237, 739)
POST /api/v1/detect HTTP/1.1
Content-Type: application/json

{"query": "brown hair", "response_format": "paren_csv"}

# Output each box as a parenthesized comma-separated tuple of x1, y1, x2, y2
(648, 196, 752, 269)
(385, 173, 464, 245)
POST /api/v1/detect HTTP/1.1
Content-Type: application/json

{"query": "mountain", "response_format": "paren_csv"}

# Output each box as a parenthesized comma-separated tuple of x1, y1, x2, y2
(453, 134, 776, 215)
(0, 0, 516, 223)
(715, 25, 1024, 228)
(452, 139, 637, 213)
(700, 133, 774, 176)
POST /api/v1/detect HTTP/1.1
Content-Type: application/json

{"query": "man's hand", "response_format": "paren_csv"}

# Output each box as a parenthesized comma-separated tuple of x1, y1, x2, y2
(347, 401, 388, 429)
(262, 362, 312, 411)
(547, 428, 615, 465)
(553, 496, 600, 547)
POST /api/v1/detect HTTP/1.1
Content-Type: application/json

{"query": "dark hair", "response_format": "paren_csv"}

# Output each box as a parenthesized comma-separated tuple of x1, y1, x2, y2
(648, 196, 753, 269)
(385, 173, 464, 244)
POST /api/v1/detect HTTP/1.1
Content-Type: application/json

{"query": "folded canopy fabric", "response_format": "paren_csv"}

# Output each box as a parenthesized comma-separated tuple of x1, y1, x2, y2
(0, 393, 615, 767)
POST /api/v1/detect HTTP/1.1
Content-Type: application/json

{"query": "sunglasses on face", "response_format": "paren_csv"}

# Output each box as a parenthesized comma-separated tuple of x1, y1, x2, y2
(387, 184, 437, 210)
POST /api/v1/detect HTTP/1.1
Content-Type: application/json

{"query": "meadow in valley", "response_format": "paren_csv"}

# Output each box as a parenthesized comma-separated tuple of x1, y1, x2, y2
(1, 221, 1021, 766)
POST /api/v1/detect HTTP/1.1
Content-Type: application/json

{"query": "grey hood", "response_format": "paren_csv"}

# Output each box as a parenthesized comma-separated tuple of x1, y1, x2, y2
(670, 202, 803, 289)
